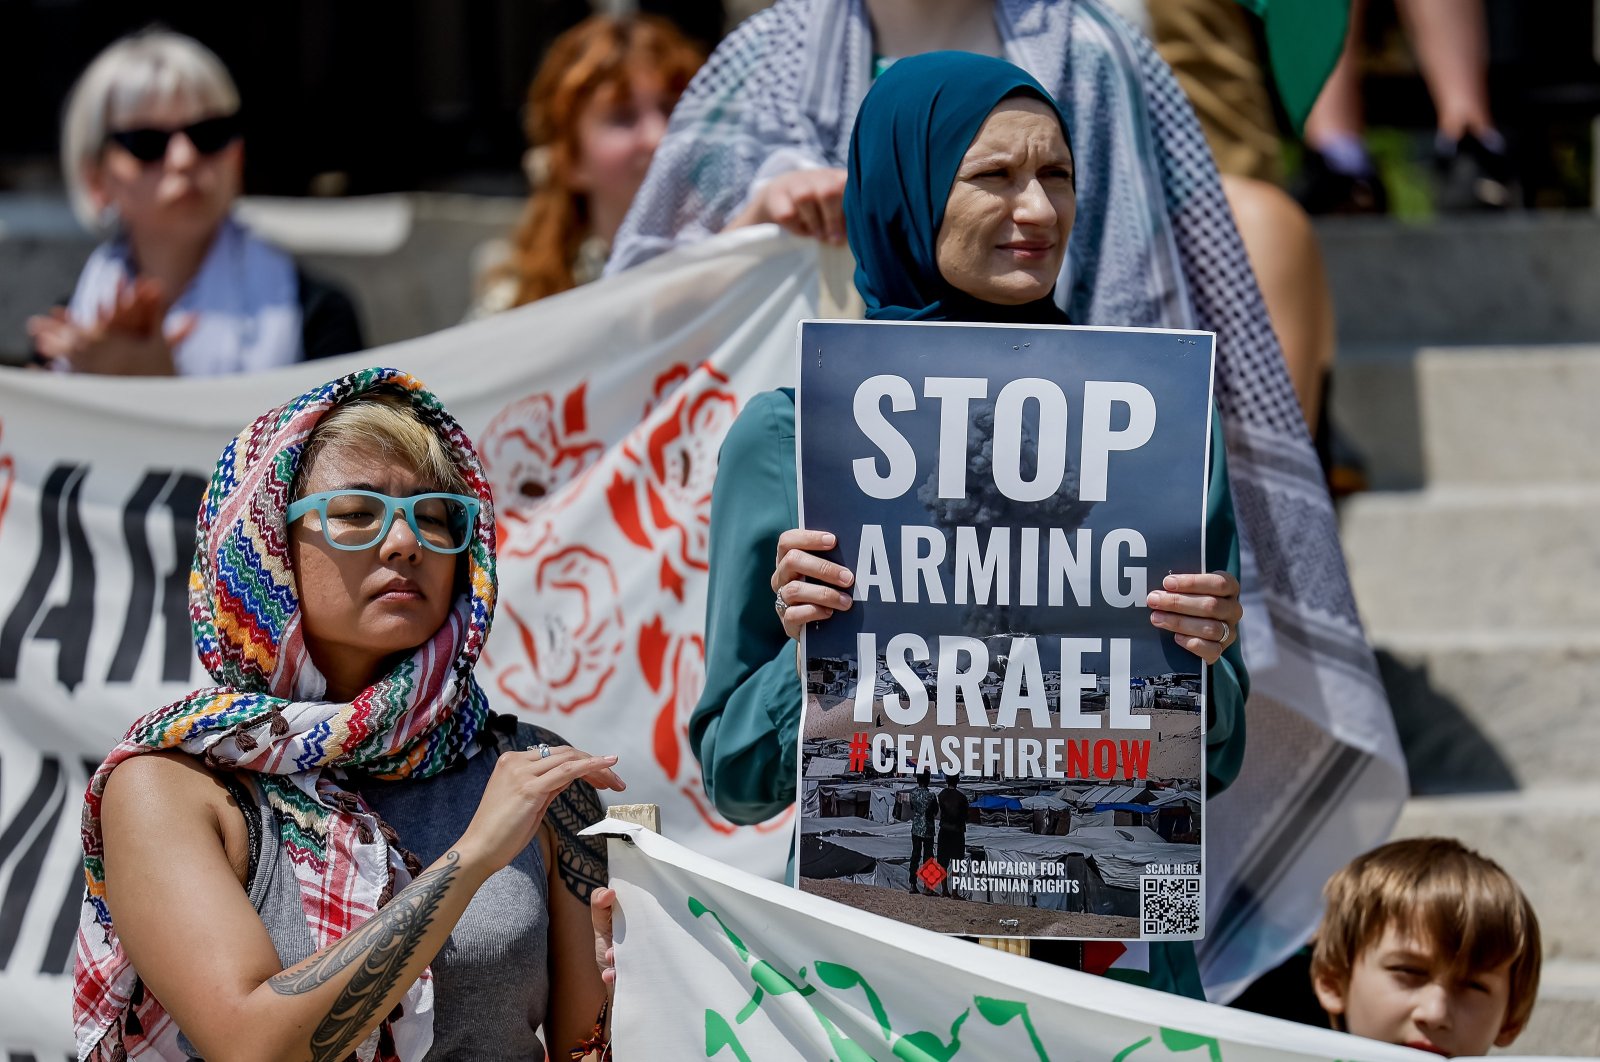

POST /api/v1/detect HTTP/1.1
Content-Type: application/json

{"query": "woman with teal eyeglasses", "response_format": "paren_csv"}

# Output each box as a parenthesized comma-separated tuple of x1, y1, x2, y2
(76, 368, 620, 1062)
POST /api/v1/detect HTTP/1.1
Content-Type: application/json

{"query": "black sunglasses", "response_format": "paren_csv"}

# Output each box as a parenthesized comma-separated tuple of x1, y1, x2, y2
(105, 113, 242, 164)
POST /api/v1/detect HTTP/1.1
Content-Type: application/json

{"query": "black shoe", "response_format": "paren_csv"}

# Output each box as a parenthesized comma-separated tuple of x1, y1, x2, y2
(1313, 373, 1369, 499)
(1325, 426, 1370, 499)
(1294, 149, 1389, 216)
(1435, 131, 1517, 211)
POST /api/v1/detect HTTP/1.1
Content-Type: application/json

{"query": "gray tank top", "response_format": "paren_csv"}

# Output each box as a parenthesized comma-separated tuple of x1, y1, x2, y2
(183, 727, 559, 1060)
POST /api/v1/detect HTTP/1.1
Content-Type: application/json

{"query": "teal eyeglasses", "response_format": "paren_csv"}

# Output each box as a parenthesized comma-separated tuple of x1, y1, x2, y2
(286, 490, 480, 554)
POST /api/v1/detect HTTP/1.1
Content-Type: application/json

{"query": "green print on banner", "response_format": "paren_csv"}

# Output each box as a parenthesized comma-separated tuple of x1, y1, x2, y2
(686, 896, 1279, 1062)
(1113, 1030, 1223, 1062)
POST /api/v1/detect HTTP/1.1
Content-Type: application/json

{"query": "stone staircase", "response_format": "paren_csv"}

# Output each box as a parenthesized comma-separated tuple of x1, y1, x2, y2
(1324, 214, 1600, 1056)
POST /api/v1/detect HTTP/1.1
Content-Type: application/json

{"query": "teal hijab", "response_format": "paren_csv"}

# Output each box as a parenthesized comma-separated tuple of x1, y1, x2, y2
(844, 51, 1074, 324)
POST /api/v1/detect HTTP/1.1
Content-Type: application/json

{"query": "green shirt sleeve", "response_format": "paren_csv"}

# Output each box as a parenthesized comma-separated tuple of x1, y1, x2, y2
(1204, 410, 1250, 796)
(688, 390, 803, 824)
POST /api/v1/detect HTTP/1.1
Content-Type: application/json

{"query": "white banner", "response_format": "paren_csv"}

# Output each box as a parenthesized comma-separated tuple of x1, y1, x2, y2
(0, 228, 816, 1057)
(1, 227, 1408, 1055)
(596, 817, 1566, 1062)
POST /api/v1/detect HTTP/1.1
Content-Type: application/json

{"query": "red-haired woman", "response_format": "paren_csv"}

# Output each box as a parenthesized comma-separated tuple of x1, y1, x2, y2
(474, 14, 704, 313)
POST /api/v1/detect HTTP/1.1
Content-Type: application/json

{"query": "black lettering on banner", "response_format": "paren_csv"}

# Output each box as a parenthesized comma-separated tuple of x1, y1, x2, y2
(41, 841, 84, 976)
(0, 465, 95, 691)
(107, 472, 206, 683)
(0, 465, 207, 689)
(38, 760, 100, 976)
(0, 755, 66, 971)
(105, 473, 166, 682)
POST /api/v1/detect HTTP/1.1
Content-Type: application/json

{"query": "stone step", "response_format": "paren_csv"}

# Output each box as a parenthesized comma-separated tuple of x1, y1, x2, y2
(1339, 485, 1600, 632)
(1329, 343, 1600, 492)
(1317, 213, 1600, 347)
(1373, 631, 1600, 794)
(1390, 788, 1600, 967)
(1509, 960, 1600, 1057)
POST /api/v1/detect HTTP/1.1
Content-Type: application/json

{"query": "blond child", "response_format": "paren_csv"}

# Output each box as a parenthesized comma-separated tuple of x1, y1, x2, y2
(1311, 837, 1541, 1057)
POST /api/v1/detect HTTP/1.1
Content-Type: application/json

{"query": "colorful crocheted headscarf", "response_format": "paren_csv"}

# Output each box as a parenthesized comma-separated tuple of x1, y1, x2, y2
(75, 367, 497, 1062)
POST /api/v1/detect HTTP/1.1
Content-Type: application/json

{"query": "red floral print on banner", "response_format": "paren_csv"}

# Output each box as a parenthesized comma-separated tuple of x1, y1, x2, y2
(0, 421, 13, 540)
(481, 384, 605, 557)
(492, 544, 625, 716)
(638, 613, 794, 836)
(638, 615, 705, 785)
(607, 363, 738, 600)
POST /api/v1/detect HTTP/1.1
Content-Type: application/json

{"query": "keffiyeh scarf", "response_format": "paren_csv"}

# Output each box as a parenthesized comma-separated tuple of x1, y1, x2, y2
(612, 0, 1407, 1000)
(75, 366, 498, 1061)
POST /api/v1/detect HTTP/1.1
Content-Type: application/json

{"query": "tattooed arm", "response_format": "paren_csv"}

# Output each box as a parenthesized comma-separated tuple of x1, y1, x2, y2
(261, 849, 472, 1060)
(101, 747, 623, 1062)
(540, 776, 611, 1053)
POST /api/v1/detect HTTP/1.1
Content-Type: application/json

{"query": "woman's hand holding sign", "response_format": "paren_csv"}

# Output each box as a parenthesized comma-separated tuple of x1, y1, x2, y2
(1148, 571, 1241, 665)
(772, 528, 854, 641)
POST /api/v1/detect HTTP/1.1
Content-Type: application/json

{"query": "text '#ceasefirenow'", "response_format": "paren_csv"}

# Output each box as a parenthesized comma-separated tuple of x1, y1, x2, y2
(870, 732, 1153, 780)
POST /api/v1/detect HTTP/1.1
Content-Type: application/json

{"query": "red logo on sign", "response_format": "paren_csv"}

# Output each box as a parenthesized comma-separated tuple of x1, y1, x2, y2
(917, 858, 948, 892)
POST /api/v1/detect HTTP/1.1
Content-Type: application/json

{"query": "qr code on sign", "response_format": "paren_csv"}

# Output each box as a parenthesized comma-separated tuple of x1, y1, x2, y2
(1140, 875, 1201, 939)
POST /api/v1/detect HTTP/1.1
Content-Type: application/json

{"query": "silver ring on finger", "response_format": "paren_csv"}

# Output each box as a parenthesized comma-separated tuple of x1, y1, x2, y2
(538, 742, 551, 759)
(1217, 623, 1230, 645)
(774, 590, 788, 617)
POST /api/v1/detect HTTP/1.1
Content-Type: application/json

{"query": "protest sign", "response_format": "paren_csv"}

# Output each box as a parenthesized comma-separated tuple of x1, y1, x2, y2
(796, 320, 1214, 941)
(596, 817, 1546, 1062)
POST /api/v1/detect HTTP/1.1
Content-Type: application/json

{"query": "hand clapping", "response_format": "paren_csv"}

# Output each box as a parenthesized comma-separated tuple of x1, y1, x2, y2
(27, 276, 194, 376)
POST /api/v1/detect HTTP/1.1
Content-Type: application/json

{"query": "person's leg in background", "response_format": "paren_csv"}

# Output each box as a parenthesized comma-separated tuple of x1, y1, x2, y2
(1299, 0, 1390, 214)
(1301, 0, 1511, 212)
(1151, 0, 1341, 445)
(1397, 0, 1515, 208)
(1222, 175, 1336, 431)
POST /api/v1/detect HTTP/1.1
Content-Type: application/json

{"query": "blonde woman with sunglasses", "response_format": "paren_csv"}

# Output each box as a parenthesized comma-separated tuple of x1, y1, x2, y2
(28, 28, 363, 376)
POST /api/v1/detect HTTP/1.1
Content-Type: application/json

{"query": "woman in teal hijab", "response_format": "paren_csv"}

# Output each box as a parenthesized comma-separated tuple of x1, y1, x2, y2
(843, 51, 1073, 325)
(689, 51, 1246, 1000)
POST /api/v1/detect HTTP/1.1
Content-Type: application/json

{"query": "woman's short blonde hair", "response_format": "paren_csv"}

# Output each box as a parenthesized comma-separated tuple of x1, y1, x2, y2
(61, 28, 241, 231)
(295, 391, 470, 500)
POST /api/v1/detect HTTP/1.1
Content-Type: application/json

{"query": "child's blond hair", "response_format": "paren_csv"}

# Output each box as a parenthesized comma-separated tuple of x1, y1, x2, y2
(1311, 837, 1541, 1034)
